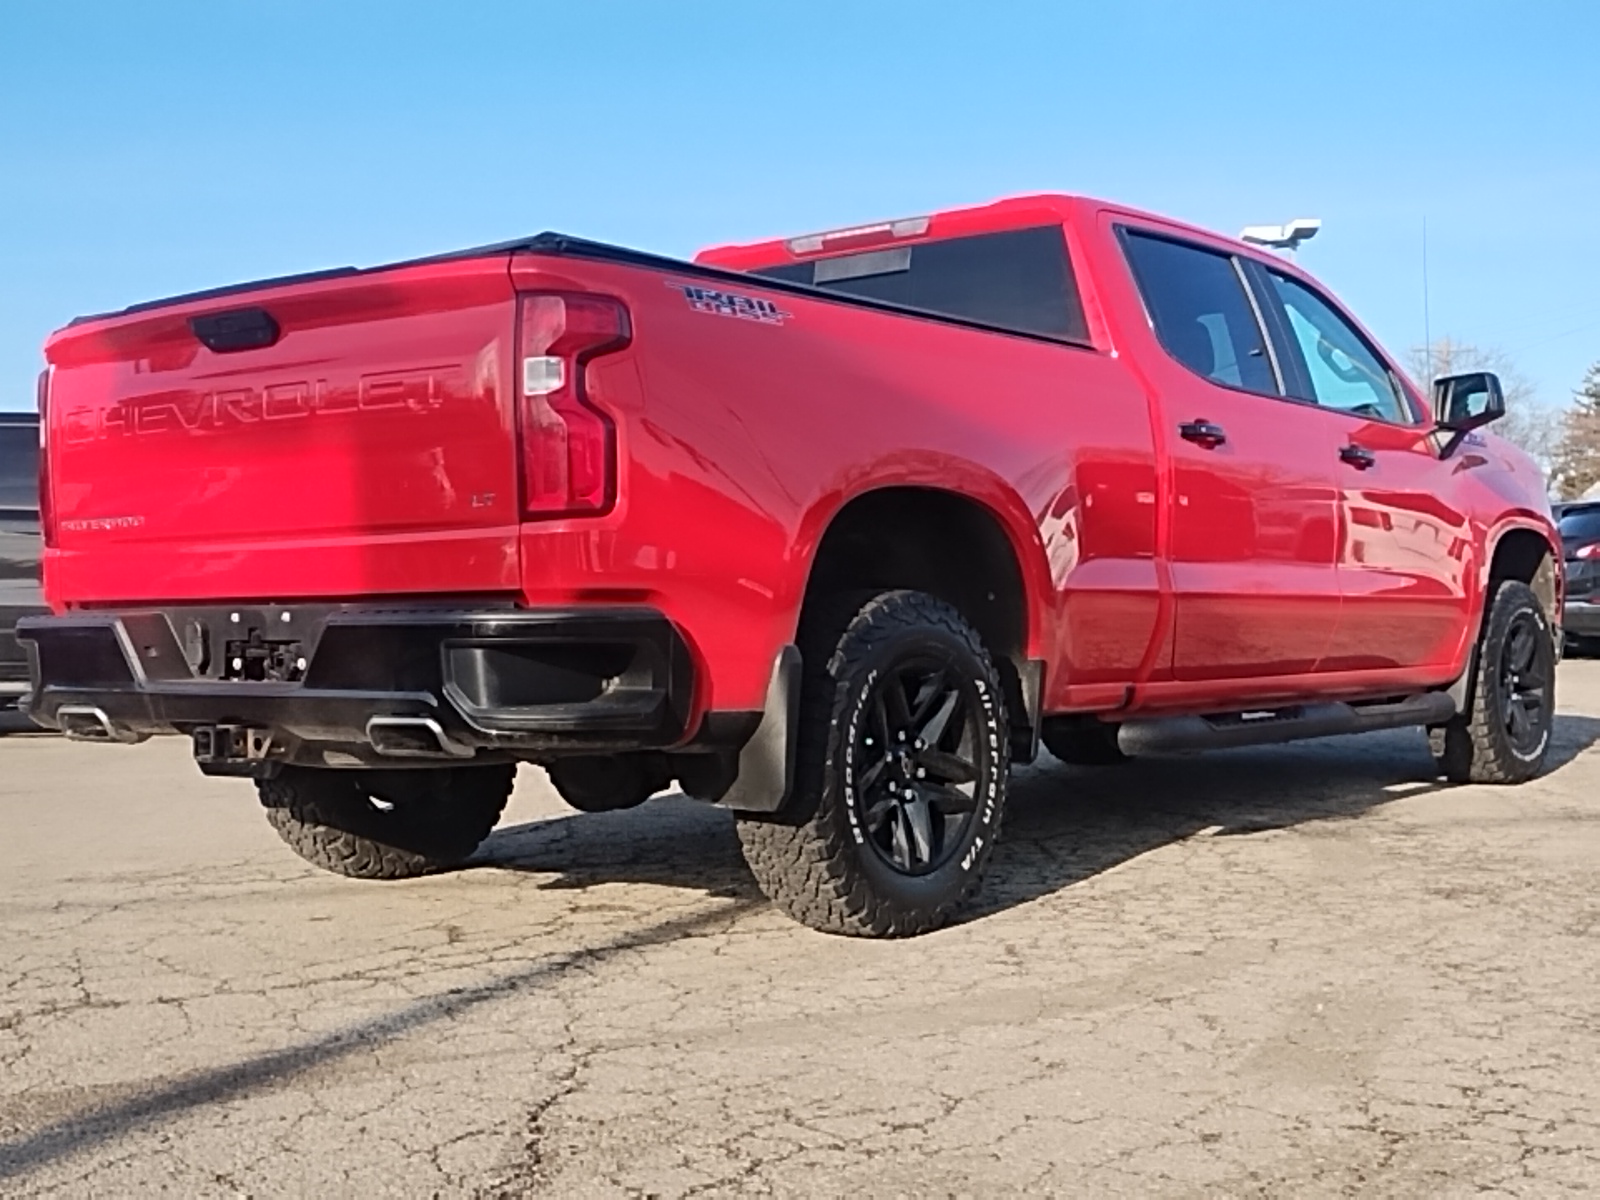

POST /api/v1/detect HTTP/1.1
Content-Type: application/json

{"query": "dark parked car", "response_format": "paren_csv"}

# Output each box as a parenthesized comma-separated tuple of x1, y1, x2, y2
(1, 411, 45, 720)
(1559, 501, 1600, 651)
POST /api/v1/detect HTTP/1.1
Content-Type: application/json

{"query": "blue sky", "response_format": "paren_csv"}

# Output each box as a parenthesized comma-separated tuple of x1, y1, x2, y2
(2, 0, 1597, 411)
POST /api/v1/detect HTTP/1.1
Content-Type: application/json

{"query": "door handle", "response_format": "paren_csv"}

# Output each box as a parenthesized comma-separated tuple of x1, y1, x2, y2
(1179, 419, 1227, 449)
(1339, 443, 1377, 470)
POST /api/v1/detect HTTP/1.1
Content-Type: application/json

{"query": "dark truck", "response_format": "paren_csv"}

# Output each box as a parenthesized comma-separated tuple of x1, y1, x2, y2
(19, 193, 1561, 936)
(0, 411, 45, 722)
(1556, 501, 1600, 650)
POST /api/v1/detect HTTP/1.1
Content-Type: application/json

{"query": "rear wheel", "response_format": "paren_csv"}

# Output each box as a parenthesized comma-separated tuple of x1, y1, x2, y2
(258, 764, 514, 878)
(1430, 580, 1555, 784)
(735, 590, 1009, 938)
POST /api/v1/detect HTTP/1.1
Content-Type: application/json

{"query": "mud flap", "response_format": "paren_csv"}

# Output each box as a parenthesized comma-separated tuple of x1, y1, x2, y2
(717, 645, 800, 814)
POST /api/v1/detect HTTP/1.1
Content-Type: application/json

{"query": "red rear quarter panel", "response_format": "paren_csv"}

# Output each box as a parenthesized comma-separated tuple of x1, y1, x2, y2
(509, 237, 1160, 714)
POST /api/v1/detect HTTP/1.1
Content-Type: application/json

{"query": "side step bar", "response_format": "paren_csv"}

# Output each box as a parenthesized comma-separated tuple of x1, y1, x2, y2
(1117, 693, 1457, 757)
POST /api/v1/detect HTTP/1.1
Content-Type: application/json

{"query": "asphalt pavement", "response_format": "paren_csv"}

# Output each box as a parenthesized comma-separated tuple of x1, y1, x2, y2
(3, 663, 1599, 1195)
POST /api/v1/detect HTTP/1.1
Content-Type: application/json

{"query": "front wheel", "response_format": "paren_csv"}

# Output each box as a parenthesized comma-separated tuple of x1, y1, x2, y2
(1430, 580, 1555, 784)
(735, 591, 1009, 937)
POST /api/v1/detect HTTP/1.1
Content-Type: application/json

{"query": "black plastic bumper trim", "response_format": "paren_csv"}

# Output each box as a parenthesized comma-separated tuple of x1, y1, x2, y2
(17, 606, 695, 755)
(1562, 600, 1600, 637)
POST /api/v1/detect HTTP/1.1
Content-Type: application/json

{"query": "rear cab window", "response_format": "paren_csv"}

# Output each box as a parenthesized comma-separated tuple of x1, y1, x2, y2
(749, 225, 1090, 343)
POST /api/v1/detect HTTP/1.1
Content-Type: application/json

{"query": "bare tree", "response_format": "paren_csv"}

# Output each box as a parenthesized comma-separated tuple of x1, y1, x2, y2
(1405, 338, 1562, 476)
(1551, 362, 1600, 500)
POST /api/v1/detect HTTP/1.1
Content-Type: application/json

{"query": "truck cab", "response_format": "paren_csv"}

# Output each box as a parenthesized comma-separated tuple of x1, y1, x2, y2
(703, 195, 1557, 706)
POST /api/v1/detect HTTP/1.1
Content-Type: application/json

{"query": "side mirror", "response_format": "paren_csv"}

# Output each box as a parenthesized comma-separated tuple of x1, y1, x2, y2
(1433, 371, 1505, 432)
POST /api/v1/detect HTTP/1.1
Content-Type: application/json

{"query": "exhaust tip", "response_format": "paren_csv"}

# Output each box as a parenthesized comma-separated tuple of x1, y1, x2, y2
(56, 705, 142, 744)
(366, 716, 474, 759)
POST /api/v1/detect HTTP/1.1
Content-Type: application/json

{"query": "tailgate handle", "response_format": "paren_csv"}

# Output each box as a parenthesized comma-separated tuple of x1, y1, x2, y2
(189, 307, 281, 353)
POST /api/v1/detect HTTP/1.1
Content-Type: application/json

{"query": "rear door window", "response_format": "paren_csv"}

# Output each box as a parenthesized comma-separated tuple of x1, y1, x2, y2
(750, 225, 1089, 342)
(1120, 230, 1278, 395)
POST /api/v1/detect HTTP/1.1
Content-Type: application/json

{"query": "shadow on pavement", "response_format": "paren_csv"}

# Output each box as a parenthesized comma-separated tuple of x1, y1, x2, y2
(0, 900, 759, 1183)
(9, 719, 1594, 1182)
(477, 715, 1600, 917)
(974, 714, 1600, 919)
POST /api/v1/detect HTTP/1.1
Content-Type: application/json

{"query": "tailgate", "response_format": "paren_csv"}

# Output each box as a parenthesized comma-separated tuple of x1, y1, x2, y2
(42, 256, 521, 605)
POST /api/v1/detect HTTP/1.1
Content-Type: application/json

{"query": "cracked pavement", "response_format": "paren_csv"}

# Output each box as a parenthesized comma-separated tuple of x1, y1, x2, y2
(3, 663, 1600, 1196)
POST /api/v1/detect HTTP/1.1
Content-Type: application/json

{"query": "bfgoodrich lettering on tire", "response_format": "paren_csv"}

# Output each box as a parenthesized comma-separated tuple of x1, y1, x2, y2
(735, 590, 1009, 937)
(1430, 579, 1555, 785)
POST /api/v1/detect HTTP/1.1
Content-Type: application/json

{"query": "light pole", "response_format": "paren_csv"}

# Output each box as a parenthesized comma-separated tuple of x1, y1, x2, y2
(1238, 218, 1322, 255)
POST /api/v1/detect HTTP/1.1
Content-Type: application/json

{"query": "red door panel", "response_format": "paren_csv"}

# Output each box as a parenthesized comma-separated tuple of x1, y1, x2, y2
(1166, 392, 1342, 679)
(1325, 419, 1472, 671)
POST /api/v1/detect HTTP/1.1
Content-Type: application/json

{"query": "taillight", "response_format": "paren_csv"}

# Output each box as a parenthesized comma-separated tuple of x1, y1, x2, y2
(1577, 543, 1600, 560)
(515, 293, 630, 516)
(36, 366, 54, 548)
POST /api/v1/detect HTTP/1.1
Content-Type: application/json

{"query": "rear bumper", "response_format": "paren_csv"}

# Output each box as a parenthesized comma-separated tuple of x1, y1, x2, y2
(2, 596, 48, 710)
(16, 605, 694, 764)
(1563, 598, 1600, 638)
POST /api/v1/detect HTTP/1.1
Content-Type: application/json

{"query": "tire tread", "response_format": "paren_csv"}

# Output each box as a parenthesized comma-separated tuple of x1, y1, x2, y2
(736, 590, 1008, 937)
(1431, 579, 1553, 785)
(258, 766, 514, 879)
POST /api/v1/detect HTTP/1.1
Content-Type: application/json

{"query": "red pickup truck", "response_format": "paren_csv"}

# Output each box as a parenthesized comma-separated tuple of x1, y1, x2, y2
(20, 194, 1560, 937)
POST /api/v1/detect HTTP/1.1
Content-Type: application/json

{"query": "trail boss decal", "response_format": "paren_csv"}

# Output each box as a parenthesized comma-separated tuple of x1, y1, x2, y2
(667, 282, 790, 325)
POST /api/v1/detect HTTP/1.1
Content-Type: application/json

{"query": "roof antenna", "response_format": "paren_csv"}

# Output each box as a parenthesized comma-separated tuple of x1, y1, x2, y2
(1422, 216, 1433, 382)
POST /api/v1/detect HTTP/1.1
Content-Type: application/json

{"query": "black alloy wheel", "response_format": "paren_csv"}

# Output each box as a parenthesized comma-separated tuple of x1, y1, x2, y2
(1498, 608, 1552, 757)
(734, 590, 1010, 937)
(1430, 579, 1554, 784)
(850, 655, 985, 876)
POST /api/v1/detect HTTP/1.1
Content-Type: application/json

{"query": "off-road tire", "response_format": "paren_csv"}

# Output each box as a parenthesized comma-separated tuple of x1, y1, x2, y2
(1429, 580, 1555, 784)
(1041, 718, 1126, 765)
(258, 764, 515, 879)
(735, 590, 1009, 937)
